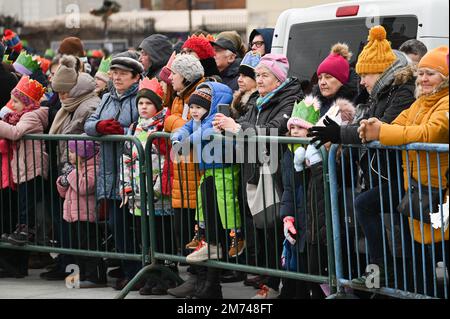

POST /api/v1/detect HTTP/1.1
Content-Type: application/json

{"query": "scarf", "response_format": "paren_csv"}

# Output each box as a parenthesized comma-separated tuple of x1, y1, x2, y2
(3, 104, 39, 126)
(256, 78, 290, 112)
(49, 91, 97, 134)
(370, 51, 409, 99)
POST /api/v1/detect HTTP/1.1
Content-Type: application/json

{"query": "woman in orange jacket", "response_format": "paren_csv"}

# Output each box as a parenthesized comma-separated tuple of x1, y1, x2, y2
(163, 54, 205, 255)
(360, 46, 449, 297)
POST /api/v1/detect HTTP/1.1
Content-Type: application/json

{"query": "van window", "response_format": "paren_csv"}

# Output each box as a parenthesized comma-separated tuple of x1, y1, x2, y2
(287, 16, 418, 92)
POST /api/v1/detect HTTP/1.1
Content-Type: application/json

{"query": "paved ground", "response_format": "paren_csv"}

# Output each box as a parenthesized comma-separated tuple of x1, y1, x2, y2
(0, 266, 258, 299)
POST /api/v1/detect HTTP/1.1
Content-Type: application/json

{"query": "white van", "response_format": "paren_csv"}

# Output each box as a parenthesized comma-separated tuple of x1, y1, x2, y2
(272, 0, 449, 89)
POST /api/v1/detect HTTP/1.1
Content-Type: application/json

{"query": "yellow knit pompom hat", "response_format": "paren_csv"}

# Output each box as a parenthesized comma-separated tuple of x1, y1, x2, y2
(356, 25, 397, 75)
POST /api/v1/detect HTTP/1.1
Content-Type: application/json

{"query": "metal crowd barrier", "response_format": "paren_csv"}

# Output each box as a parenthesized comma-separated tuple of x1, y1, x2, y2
(328, 142, 449, 299)
(0, 134, 149, 283)
(117, 132, 337, 299)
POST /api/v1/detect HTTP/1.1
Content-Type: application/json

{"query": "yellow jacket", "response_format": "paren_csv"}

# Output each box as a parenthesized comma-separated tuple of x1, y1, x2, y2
(379, 86, 449, 244)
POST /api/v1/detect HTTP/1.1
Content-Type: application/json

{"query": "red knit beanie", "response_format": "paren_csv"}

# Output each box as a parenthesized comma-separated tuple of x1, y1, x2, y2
(317, 43, 352, 85)
(182, 35, 215, 60)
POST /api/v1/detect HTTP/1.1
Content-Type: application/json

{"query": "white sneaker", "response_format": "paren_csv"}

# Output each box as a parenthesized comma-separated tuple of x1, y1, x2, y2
(251, 284, 279, 299)
(185, 241, 223, 263)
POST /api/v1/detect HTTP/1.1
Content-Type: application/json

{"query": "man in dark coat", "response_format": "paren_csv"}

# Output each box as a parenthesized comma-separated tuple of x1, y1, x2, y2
(138, 34, 173, 79)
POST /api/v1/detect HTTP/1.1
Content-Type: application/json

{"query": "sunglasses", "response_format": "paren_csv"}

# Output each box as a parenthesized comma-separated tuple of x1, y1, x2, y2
(250, 41, 265, 48)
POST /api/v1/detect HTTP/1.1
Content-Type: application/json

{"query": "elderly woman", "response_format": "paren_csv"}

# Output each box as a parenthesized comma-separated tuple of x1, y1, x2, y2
(357, 46, 449, 297)
(313, 43, 358, 117)
(213, 53, 304, 299)
(84, 51, 143, 291)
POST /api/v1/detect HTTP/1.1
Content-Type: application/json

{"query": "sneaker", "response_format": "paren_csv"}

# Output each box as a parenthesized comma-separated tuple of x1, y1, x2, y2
(1, 233, 9, 242)
(186, 241, 222, 263)
(251, 284, 279, 299)
(40, 269, 72, 281)
(228, 236, 245, 258)
(185, 236, 200, 250)
(185, 225, 201, 250)
(79, 280, 107, 289)
(7, 224, 34, 245)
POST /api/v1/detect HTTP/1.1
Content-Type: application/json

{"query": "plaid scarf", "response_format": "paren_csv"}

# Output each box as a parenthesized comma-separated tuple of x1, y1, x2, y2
(370, 51, 409, 99)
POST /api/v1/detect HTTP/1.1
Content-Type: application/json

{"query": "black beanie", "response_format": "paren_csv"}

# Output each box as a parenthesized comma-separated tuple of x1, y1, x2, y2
(136, 89, 163, 111)
(189, 86, 212, 112)
(238, 64, 256, 80)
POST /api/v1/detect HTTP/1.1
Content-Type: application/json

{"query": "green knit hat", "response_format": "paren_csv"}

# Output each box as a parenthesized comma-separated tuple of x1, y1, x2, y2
(95, 56, 112, 83)
(287, 95, 321, 130)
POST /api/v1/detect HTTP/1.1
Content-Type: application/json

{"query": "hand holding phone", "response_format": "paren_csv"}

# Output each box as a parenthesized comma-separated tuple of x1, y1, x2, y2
(217, 104, 230, 117)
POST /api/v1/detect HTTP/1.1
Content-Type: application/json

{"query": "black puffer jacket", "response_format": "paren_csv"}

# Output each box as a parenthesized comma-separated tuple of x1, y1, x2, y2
(341, 63, 416, 188)
(313, 68, 359, 117)
(237, 77, 304, 188)
(340, 67, 416, 144)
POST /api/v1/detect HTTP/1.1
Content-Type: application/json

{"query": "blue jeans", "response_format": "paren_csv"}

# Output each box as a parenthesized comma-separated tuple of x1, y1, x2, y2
(354, 182, 404, 265)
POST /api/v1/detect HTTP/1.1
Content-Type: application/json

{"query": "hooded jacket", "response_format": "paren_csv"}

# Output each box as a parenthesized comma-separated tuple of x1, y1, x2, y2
(139, 34, 173, 79)
(172, 82, 234, 171)
(249, 28, 274, 55)
(0, 107, 49, 184)
(84, 82, 139, 200)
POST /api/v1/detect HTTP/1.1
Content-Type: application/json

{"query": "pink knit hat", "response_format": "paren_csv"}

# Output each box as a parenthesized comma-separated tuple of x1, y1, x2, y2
(68, 140, 98, 159)
(258, 54, 289, 83)
(317, 43, 352, 85)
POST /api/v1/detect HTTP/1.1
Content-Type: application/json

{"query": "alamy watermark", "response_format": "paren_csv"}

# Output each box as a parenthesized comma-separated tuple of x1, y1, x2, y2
(170, 127, 281, 174)
(365, 264, 380, 289)
(65, 264, 80, 289)
(65, 4, 80, 29)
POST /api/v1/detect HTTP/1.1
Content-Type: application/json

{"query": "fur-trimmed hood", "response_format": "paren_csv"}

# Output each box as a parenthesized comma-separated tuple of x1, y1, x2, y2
(393, 64, 417, 86)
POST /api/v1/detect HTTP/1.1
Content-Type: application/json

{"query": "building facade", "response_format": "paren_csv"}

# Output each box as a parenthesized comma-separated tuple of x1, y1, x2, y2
(0, 0, 140, 22)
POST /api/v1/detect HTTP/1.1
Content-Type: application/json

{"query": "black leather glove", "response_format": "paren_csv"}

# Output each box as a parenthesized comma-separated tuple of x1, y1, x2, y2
(307, 116, 341, 148)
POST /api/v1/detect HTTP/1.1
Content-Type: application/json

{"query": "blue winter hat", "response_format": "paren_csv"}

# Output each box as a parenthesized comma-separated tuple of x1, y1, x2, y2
(238, 51, 261, 79)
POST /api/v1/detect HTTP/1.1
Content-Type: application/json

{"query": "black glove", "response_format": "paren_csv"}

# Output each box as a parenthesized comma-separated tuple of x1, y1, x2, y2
(307, 116, 341, 148)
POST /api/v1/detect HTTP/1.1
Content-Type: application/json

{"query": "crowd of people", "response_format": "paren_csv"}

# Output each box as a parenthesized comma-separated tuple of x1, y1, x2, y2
(0, 24, 448, 299)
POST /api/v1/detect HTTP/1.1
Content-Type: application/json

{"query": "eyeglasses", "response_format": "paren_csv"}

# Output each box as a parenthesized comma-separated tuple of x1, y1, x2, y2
(250, 41, 264, 48)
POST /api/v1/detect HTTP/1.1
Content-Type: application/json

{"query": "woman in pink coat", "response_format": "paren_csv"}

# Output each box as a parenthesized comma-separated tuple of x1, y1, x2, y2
(56, 139, 106, 287)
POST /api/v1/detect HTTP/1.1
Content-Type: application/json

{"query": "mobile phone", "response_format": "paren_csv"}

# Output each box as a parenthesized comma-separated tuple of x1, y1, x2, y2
(217, 104, 230, 117)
